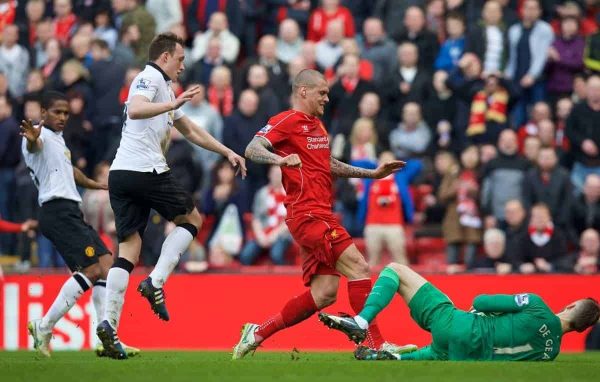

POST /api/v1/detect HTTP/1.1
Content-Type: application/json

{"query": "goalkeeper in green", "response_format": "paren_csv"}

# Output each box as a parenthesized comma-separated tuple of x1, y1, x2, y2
(319, 263, 600, 361)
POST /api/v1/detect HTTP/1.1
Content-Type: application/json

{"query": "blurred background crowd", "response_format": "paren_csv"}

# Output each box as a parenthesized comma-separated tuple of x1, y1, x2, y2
(0, 0, 600, 275)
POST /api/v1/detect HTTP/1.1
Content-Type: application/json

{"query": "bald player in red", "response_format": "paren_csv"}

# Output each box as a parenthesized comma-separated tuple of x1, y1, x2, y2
(233, 69, 407, 359)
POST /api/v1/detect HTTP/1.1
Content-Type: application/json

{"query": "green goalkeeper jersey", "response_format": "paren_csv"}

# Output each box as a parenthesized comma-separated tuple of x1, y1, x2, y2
(460, 293, 563, 361)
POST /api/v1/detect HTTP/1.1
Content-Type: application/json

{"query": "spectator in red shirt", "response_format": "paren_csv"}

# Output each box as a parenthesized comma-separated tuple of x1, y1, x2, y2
(53, 0, 77, 47)
(0, 0, 16, 36)
(359, 151, 422, 266)
(307, 0, 355, 42)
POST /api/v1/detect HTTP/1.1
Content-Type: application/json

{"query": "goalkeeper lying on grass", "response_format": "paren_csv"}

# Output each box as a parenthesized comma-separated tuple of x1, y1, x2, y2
(319, 263, 600, 361)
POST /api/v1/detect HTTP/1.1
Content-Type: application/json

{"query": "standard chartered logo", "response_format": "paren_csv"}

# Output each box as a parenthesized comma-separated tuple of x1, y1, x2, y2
(306, 136, 329, 150)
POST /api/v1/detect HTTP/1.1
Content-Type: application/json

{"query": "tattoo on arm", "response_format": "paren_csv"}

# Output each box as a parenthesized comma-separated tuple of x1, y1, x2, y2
(330, 157, 375, 179)
(245, 137, 282, 165)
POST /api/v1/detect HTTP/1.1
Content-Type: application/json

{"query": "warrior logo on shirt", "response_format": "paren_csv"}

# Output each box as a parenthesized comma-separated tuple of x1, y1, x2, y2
(136, 78, 151, 90)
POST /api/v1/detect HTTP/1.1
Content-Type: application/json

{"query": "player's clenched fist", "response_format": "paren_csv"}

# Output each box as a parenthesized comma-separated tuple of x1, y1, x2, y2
(278, 154, 302, 168)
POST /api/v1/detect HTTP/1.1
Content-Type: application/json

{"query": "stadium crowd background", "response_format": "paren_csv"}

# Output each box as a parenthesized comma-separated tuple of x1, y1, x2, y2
(0, 0, 599, 275)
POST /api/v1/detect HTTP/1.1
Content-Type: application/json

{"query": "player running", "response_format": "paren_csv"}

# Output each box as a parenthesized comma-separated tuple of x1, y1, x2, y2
(319, 262, 600, 361)
(97, 32, 246, 359)
(22, 91, 138, 358)
(233, 69, 406, 359)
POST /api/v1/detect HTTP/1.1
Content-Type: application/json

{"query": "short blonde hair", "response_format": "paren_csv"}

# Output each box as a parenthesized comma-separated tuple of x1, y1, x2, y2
(350, 118, 378, 146)
(61, 59, 89, 80)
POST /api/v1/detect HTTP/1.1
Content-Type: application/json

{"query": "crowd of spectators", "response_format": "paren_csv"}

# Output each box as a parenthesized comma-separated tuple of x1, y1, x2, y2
(0, 0, 600, 275)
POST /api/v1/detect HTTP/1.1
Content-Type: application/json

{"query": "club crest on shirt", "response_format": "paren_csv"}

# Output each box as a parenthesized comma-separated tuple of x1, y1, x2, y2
(260, 124, 273, 134)
(326, 229, 339, 240)
(136, 78, 151, 90)
(301, 125, 309, 132)
(85, 246, 95, 257)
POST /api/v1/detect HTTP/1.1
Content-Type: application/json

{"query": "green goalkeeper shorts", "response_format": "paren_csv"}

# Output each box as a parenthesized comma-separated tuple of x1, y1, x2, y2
(408, 282, 458, 358)
(408, 282, 483, 360)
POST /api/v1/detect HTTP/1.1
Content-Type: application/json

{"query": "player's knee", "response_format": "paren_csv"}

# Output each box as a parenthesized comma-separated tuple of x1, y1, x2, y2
(187, 209, 202, 228)
(341, 251, 370, 279)
(81, 263, 102, 283)
(348, 257, 370, 280)
(175, 209, 202, 229)
(385, 262, 405, 275)
(312, 287, 338, 309)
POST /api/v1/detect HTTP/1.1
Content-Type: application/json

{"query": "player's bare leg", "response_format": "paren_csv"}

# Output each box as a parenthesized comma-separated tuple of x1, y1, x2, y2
(140, 208, 201, 321)
(319, 262, 423, 353)
(97, 233, 141, 360)
(29, 262, 102, 357)
(332, 244, 387, 350)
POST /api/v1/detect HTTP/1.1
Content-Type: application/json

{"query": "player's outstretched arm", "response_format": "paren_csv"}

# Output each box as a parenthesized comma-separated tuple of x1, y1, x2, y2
(330, 157, 406, 179)
(73, 167, 108, 190)
(472, 294, 532, 314)
(175, 116, 247, 178)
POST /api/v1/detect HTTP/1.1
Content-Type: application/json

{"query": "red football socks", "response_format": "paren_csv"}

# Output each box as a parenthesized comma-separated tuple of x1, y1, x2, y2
(255, 290, 318, 342)
(348, 279, 385, 349)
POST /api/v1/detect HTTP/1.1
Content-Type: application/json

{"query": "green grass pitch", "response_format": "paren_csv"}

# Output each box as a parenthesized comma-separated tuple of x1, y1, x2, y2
(1, 351, 599, 382)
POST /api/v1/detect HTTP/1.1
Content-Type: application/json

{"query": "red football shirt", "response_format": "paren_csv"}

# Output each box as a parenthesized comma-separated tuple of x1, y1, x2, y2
(365, 176, 404, 226)
(255, 109, 332, 219)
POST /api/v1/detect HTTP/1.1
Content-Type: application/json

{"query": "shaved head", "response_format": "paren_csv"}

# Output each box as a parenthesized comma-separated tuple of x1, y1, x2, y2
(291, 69, 329, 117)
(292, 69, 325, 93)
